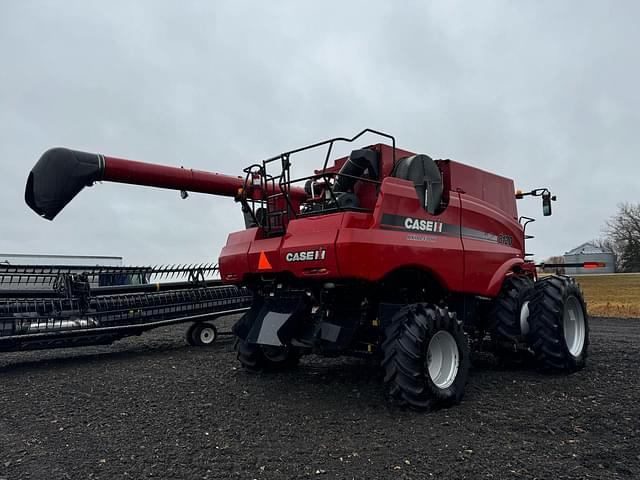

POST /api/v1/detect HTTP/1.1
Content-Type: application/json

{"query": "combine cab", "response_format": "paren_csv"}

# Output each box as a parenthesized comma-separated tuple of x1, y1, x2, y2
(24, 129, 591, 410)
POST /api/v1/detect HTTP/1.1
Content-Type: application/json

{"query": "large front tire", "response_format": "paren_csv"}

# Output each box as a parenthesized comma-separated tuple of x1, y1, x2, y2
(528, 275, 589, 372)
(381, 303, 471, 411)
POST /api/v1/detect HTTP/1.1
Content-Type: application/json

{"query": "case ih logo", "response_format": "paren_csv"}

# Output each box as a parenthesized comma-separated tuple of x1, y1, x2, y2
(380, 213, 447, 234)
(381, 213, 509, 246)
(403, 217, 444, 233)
(285, 249, 327, 262)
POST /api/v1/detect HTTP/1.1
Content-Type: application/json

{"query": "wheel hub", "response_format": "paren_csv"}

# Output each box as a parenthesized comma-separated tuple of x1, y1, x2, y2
(200, 327, 215, 344)
(563, 295, 585, 356)
(426, 330, 460, 389)
(520, 300, 530, 336)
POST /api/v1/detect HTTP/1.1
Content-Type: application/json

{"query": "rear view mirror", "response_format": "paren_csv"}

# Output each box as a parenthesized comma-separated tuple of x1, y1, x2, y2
(516, 187, 556, 217)
(542, 193, 552, 216)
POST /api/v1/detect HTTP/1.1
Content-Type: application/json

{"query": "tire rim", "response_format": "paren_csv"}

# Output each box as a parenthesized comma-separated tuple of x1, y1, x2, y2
(199, 326, 216, 345)
(520, 301, 530, 336)
(426, 331, 459, 389)
(563, 296, 586, 356)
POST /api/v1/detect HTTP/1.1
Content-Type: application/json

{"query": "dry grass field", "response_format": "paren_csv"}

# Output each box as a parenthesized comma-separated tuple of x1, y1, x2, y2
(574, 273, 640, 318)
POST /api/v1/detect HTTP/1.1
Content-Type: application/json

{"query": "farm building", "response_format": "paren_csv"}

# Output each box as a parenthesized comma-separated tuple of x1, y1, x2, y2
(564, 242, 616, 275)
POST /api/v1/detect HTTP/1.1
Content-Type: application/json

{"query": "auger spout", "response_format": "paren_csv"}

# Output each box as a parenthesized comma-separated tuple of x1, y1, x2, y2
(26, 147, 307, 220)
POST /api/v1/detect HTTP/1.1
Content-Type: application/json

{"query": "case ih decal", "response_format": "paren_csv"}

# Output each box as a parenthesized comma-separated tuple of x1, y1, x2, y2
(381, 213, 512, 246)
(404, 217, 444, 233)
(285, 248, 327, 262)
(380, 213, 455, 235)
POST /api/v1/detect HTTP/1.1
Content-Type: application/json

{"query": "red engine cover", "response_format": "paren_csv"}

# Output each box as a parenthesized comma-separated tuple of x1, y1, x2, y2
(219, 173, 524, 297)
(219, 145, 524, 296)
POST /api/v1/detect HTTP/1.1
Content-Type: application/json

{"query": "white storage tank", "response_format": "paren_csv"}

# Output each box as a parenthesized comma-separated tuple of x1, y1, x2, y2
(564, 243, 616, 275)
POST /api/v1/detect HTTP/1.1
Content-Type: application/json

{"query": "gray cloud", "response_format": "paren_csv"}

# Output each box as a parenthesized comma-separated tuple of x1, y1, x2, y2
(1, 0, 638, 265)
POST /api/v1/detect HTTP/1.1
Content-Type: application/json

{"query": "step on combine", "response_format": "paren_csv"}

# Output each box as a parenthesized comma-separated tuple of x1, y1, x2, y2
(24, 129, 592, 410)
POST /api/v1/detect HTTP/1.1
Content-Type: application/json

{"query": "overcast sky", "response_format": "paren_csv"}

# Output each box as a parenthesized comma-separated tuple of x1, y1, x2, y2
(1, 1, 638, 266)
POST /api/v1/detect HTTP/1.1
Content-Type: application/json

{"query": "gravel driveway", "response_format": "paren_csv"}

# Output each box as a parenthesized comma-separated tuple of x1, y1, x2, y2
(1, 316, 638, 479)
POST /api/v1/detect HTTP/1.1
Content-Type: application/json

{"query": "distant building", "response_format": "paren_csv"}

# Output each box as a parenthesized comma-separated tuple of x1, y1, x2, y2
(564, 243, 615, 275)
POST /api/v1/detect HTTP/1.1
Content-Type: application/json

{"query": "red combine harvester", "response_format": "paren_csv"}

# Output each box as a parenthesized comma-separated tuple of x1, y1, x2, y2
(25, 130, 590, 410)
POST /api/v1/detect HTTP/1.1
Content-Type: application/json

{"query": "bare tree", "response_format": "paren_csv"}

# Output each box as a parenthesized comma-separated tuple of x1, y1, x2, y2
(602, 202, 640, 273)
(541, 255, 565, 275)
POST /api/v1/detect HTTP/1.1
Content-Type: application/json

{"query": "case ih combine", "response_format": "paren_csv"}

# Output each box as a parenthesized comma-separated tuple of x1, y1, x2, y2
(23, 129, 589, 410)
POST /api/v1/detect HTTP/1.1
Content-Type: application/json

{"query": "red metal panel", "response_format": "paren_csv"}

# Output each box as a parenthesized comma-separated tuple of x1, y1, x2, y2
(280, 215, 341, 278)
(246, 236, 283, 275)
(336, 178, 464, 291)
(219, 228, 259, 282)
(459, 193, 524, 295)
(439, 160, 517, 219)
(219, 144, 524, 299)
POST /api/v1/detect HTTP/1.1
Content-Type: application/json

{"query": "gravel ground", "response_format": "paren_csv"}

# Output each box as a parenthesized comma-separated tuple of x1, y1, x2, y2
(1, 316, 638, 480)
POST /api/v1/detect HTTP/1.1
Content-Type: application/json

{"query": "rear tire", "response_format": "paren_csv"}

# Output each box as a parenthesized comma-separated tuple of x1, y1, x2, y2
(381, 303, 471, 411)
(235, 338, 300, 373)
(528, 275, 589, 372)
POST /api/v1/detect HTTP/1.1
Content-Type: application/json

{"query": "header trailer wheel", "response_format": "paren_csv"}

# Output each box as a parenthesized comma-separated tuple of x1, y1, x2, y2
(187, 322, 218, 347)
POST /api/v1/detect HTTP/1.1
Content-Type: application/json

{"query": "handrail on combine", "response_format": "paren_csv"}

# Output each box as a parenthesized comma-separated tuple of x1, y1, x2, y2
(239, 129, 396, 235)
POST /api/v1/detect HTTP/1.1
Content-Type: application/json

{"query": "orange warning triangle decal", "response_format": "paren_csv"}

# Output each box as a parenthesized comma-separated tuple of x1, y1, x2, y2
(258, 251, 272, 270)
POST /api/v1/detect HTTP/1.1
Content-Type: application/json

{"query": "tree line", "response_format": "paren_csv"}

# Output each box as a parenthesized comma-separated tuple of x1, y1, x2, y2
(596, 202, 640, 273)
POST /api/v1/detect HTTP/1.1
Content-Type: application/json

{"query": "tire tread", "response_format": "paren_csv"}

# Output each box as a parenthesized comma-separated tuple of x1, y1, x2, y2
(528, 275, 589, 372)
(382, 303, 470, 411)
